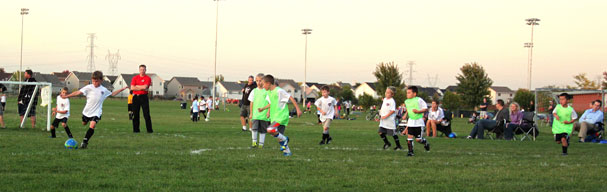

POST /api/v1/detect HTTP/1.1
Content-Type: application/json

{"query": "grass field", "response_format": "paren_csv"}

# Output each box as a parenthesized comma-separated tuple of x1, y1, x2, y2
(1, 97, 606, 191)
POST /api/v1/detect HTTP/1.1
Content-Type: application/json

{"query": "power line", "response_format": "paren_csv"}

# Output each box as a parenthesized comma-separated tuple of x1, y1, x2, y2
(105, 49, 121, 75)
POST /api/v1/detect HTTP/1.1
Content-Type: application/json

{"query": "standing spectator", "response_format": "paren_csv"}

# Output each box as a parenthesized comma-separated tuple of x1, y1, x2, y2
(130, 65, 153, 133)
(335, 98, 342, 119)
(240, 75, 256, 131)
(504, 102, 523, 140)
(547, 100, 555, 126)
(0, 83, 4, 128)
(18, 69, 38, 128)
(528, 100, 535, 112)
(1, 83, 6, 112)
(479, 98, 488, 119)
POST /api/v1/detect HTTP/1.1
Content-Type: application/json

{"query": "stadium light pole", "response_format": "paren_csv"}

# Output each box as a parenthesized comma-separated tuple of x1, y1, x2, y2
(19, 8, 29, 89)
(525, 18, 540, 90)
(212, 0, 221, 111)
(301, 28, 312, 109)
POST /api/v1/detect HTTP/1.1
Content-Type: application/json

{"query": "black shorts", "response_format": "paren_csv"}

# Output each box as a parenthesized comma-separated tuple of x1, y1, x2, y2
(18, 103, 36, 117)
(252, 120, 269, 133)
(240, 105, 250, 117)
(378, 127, 396, 136)
(82, 115, 101, 124)
(555, 133, 569, 142)
(52, 118, 68, 127)
(407, 127, 424, 139)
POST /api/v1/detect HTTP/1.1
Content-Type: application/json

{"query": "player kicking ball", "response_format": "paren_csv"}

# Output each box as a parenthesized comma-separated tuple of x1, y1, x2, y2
(257, 75, 301, 156)
(62, 71, 128, 149)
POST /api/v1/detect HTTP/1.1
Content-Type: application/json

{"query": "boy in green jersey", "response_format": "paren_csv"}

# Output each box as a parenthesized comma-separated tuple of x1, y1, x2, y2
(401, 86, 430, 157)
(258, 75, 302, 156)
(248, 73, 270, 148)
(552, 93, 577, 156)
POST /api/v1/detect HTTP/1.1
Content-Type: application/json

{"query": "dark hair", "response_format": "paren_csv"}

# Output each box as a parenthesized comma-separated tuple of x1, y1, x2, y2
(407, 86, 418, 94)
(262, 75, 275, 85)
(248, 75, 254, 79)
(496, 99, 505, 107)
(61, 87, 68, 92)
(129, 90, 133, 94)
(139, 64, 146, 69)
(201, 96, 205, 99)
(432, 100, 440, 105)
(321, 85, 330, 92)
(593, 100, 602, 107)
(558, 93, 572, 100)
(92, 71, 103, 80)
(25, 69, 33, 76)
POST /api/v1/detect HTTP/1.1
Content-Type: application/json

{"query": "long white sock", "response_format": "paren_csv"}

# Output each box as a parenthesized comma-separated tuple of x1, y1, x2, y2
(259, 133, 266, 145)
(284, 146, 291, 153)
(242, 126, 247, 130)
(252, 131, 258, 143)
(276, 133, 287, 141)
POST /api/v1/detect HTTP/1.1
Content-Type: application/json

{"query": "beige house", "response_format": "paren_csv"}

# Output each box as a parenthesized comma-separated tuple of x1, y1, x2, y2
(65, 71, 113, 92)
(165, 77, 205, 100)
(354, 82, 378, 99)
(488, 86, 514, 104)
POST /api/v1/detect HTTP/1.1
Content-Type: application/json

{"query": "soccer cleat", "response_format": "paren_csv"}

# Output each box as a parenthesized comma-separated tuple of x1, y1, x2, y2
(326, 137, 332, 144)
(407, 152, 414, 156)
(561, 153, 568, 156)
(424, 143, 430, 152)
(250, 141, 258, 149)
(319, 140, 326, 145)
(466, 136, 473, 139)
(393, 145, 403, 151)
(259, 144, 264, 149)
(80, 142, 88, 149)
(383, 143, 391, 150)
(283, 152, 292, 157)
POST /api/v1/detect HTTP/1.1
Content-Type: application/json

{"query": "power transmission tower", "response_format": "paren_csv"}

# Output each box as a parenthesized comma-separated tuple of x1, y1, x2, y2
(86, 33, 96, 72)
(405, 61, 415, 85)
(105, 49, 121, 75)
(427, 74, 439, 87)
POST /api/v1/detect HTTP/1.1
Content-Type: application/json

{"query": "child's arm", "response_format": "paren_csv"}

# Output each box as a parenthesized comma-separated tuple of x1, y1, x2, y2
(334, 106, 338, 118)
(381, 110, 395, 119)
(259, 104, 271, 112)
(289, 96, 302, 117)
(111, 87, 129, 96)
(62, 91, 82, 99)
(249, 102, 254, 119)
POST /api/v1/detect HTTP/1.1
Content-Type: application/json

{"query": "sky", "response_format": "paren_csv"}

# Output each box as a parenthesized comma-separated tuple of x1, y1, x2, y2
(1, 0, 606, 90)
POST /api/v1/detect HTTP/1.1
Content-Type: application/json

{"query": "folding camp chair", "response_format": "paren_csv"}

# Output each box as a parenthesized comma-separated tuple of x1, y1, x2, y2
(584, 122, 604, 142)
(514, 112, 539, 141)
(437, 111, 453, 137)
(484, 118, 506, 140)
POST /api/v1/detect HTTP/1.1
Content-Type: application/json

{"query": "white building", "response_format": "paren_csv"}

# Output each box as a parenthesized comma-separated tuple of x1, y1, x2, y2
(354, 82, 378, 99)
(489, 86, 514, 104)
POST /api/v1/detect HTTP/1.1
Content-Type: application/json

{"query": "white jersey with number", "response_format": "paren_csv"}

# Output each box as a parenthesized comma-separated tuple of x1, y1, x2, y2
(379, 98, 396, 129)
(55, 95, 70, 119)
(80, 84, 111, 117)
(315, 96, 337, 121)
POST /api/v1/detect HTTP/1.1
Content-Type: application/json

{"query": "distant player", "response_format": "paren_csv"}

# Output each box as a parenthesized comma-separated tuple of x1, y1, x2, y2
(377, 86, 402, 150)
(258, 75, 302, 156)
(191, 97, 199, 122)
(50, 87, 73, 138)
(315, 85, 338, 145)
(248, 73, 270, 148)
(199, 96, 207, 120)
(552, 93, 577, 156)
(128, 90, 134, 120)
(401, 86, 430, 156)
(62, 71, 128, 149)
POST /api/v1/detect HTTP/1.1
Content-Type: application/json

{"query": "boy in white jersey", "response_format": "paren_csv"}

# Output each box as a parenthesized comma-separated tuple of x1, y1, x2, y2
(62, 71, 127, 149)
(315, 85, 338, 145)
(199, 96, 207, 120)
(378, 86, 402, 150)
(50, 87, 72, 138)
(401, 86, 430, 156)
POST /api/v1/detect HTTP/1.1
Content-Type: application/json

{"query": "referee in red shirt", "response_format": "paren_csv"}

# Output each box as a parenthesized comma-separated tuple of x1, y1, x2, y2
(130, 65, 153, 133)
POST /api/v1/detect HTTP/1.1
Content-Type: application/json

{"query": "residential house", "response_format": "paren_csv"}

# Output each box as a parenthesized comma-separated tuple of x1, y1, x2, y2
(112, 74, 137, 97)
(217, 81, 243, 100)
(276, 79, 302, 101)
(354, 82, 378, 99)
(165, 77, 205, 100)
(65, 71, 113, 92)
(489, 86, 514, 104)
(33, 73, 65, 94)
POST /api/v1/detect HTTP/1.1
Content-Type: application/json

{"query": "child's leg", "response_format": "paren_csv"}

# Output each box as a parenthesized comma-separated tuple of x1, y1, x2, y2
(431, 120, 438, 137)
(251, 121, 258, 145)
(83, 121, 97, 144)
(50, 124, 56, 138)
(62, 122, 73, 138)
(379, 130, 390, 146)
(425, 121, 431, 136)
(392, 133, 401, 148)
(407, 134, 414, 152)
(561, 134, 568, 154)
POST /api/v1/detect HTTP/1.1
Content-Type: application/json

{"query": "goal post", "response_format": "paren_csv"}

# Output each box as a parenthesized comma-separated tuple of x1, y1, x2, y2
(0, 81, 52, 131)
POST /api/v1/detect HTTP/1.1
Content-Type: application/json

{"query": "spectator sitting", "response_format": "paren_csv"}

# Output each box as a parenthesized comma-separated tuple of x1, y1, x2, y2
(504, 102, 523, 140)
(573, 100, 604, 142)
(466, 99, 508, 139)
(426, 100, 444, 137)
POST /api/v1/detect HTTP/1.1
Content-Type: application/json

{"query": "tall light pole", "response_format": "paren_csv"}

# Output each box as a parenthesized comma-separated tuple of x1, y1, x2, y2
(212, 0, 221, 110)
(301, 28, 312, 109)
(525, 18, 540, 90)
(19, 8, 29, 88)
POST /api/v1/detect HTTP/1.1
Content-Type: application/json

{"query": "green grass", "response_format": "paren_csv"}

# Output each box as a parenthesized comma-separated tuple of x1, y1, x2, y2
(1, 97, 606, 191)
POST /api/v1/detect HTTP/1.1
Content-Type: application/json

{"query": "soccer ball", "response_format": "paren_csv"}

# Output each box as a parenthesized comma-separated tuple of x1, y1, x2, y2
(448, 132, 457, 138)
(65, 138, 78, 149)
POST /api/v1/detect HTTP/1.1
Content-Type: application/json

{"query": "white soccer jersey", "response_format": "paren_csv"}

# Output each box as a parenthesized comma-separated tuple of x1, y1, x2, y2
(1, 95, 6, 102)
(55, 95, 70, 119)
(428, 107, 444, 121)
(379, 98, 396, 129)
(199, 100, 207, 111)
(266, 88, 291, 110)
(80, 84, 111, 117)
(315, 96, 337, 120)
(206, 99, 212, 109)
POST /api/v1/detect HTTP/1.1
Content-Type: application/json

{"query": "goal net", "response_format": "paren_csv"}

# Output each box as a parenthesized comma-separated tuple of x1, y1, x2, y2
(0, 81, 53, 131)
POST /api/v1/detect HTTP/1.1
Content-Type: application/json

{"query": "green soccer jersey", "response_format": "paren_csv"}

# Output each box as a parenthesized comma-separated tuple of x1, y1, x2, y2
(405, 97, 423, 120)
(552, 104, 575, 134)
(267, 87, 291, 126)
(250, 88, 270, 121)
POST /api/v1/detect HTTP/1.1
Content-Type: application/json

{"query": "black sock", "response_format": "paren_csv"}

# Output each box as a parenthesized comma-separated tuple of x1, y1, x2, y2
(322, 134, 328, 141)
(380, 133, 390, 145)
(407, 140, 414, 152)
(64, 126, 73, 138)
(50, 128, 56, 137)
(562, 146, 567, 154)
(421, 138, 427, 144)
(83, 128, 95, 143)
(393, 135, 401, 147)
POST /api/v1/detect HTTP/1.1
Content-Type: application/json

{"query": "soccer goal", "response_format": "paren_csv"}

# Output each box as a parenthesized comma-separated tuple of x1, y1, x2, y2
(0, 81, 53, 131)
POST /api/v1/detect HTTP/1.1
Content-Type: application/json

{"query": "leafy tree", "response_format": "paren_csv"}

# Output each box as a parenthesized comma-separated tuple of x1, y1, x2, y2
(358, 93, 377, 109)
(602, 72, 607, 89)
(339, 85, 357, 103)
(372, 61, 406, 105)
(441, 91, 461, 111)
(570, 73, 600, 90)
(513, 89, 535, 111)
(455, 62, 493, 108)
